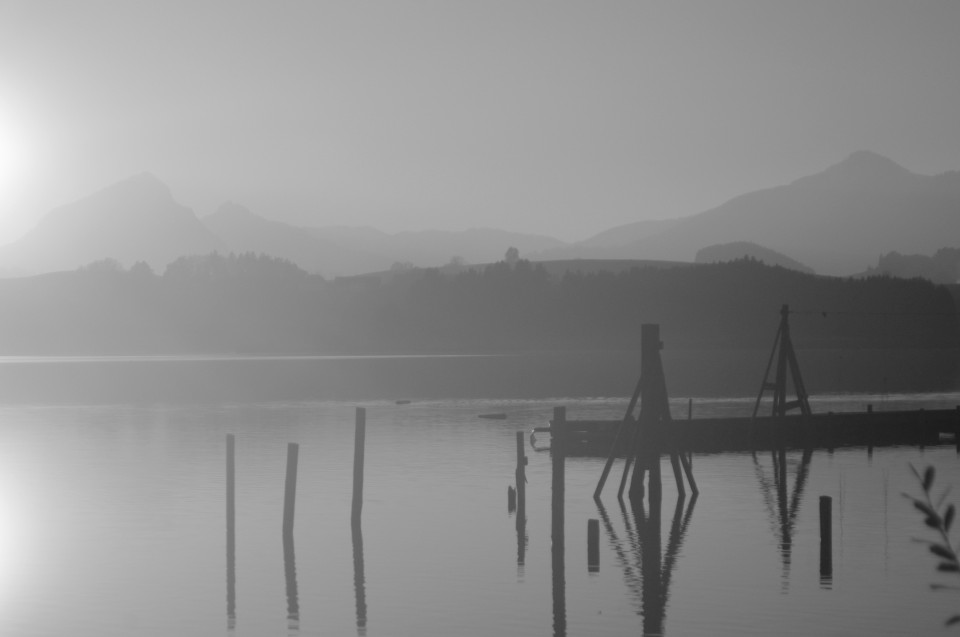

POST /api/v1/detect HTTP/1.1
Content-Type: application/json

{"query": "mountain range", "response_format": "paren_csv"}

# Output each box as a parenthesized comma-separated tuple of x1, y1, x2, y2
(1, 151, 958, 278)
(548, 150, 960, 275)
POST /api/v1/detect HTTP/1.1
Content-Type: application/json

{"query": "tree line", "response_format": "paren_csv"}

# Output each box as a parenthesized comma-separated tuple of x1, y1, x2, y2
(0, 253, 956, 355)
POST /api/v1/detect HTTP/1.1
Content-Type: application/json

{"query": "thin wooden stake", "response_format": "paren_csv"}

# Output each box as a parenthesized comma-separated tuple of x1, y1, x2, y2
(516, 431, 526, 516)
(283, 442, 299, 536)
(352, 407, 366, 527)
(820, 495, 833, 582)
(587, 518, 600, 573)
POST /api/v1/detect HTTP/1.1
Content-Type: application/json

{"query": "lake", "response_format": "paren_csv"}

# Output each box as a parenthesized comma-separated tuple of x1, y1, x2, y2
(0, 353, 959, 636)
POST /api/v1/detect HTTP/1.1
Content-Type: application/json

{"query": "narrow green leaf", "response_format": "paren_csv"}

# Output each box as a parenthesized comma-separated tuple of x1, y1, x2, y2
(926, 515, 942, 529)
(946, 505, 956, 532)
(946, 615, 960, 626)
(924, 466, 936, 492)
(937, 562, 960, 572)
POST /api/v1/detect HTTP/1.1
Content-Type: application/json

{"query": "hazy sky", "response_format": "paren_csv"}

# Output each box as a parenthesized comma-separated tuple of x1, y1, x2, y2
(1, 1, 958, 245)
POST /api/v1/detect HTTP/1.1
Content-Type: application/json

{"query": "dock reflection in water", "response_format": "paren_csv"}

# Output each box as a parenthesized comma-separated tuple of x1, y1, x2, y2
(593, 492, 697, 636)
(753, 447, 814, 591)
(3, 393, 958, 636)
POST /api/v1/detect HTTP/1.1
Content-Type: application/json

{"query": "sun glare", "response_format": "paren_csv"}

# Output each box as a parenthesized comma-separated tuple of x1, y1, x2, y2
(0, 111, 30, 190)
(0, 103, 39, 244)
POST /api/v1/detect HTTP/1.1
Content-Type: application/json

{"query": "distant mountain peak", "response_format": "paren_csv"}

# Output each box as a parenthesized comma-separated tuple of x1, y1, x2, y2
(211, 201, 257, 219)
(818, 150, 913, 185)
(112, 171, 171, 194)
(0, 172, 223, 274)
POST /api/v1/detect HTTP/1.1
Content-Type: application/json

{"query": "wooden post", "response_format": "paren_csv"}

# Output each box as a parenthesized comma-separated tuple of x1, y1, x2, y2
(507, 486, 516, 512)
(688, 398, 692, 420)
(551, 406, 567, 635)
(352, 407, 366, 527)
(820, 495, 833, 581)
(226, 434, 236, 629)
(283, 442, 299, 537)
(587, 518, 600, 573)
(515, 431, 526, 518)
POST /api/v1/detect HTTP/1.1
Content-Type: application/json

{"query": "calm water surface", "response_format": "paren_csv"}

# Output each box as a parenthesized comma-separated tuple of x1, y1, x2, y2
(0, 356, 959, 636)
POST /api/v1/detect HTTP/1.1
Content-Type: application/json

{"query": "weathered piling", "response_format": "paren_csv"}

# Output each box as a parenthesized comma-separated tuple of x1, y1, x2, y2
(516, 432, 527, 568)
(352, 407, 366, 527)
(552, 406, 567, 636)
(283, 442, 299, 536)
(688, 398, 693, 420)
(226, 433, 236, 629)
(587, 518, 600, 573)
(820, 495, 833, 582)
(515, 431, 526, 518)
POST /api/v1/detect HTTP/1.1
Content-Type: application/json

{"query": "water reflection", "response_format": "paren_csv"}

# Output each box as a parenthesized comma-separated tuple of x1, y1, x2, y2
(752, 448, 813, 590)
(352, 522, 368, 636)
(516, 430, 528, 573)
(595, 493, 697, 636)
(283, 531, 299, 632)
(226, 433, 236, 631)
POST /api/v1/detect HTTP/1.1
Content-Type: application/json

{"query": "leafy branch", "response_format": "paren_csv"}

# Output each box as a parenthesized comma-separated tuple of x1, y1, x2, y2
(905, 464, 960, 627)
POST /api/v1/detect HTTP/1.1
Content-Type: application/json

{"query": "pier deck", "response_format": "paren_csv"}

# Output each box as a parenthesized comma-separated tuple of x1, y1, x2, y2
(539, 407, 960, 456)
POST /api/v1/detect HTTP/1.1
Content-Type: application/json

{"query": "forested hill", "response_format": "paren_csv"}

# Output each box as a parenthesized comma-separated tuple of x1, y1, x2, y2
(0, 254, 956, 355)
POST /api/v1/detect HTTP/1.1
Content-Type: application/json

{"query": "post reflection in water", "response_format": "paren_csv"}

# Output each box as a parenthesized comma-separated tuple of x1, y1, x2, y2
(594, 485, 697, 636)
(516, 431, 528, 574)
(283, 530, 299, 632)
(226, 434, 236, 631)
(753, 447, 813, 590)
(352, 522, 368, 636)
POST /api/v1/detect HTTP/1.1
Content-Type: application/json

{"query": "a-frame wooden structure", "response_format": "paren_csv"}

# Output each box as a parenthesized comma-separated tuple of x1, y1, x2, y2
(752, 304, 811, 418)
(594, 324, 697, 500)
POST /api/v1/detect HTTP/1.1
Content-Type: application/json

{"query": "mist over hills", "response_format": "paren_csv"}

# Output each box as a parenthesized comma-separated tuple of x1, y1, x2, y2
(535, 218, 679, 260)
(205, 206, 567, 276)
(0, 254, 955, 358)
(566, 151, 960, 275)
(695, 242, 814, 274)
(307, 225, 565, 273)
(0, 173, 224, 273)
(0, 173, 568, 277)
(1, 151, 958, 278)
(203, 202, 393, 276)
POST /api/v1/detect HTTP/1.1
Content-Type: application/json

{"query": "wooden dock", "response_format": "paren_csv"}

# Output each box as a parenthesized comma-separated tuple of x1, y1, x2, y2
(550, 309, 960, 500)
(539, 407, 960, 456)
